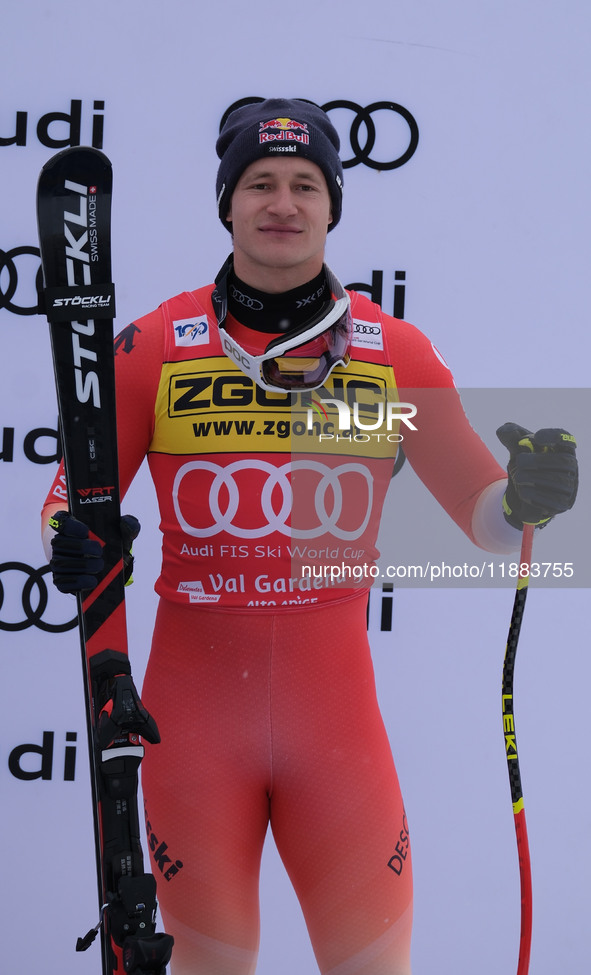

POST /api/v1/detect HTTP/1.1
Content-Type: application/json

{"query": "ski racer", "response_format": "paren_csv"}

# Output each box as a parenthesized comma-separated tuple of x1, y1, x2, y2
(42, 98, 578, 975)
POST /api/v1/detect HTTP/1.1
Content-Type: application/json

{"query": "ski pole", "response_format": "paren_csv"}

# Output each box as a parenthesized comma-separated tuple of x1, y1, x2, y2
(501, 523, 535, 975)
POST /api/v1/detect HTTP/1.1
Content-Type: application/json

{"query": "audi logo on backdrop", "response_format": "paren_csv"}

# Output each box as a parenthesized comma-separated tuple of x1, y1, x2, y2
(0, 246, 42, 315)
(220, 98, 419, 170)
(322, 100, 419, 170)
(0, 562, 76, 633)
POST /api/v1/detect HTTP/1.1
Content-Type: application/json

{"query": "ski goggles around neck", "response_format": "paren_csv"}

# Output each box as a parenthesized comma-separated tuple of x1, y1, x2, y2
(212, 260, 352, 393)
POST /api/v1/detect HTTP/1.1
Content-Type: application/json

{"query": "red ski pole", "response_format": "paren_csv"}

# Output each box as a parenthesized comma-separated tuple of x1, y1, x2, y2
(501, 523, 535, 975)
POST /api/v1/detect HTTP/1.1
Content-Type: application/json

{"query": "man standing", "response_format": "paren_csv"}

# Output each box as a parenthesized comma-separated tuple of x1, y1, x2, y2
(43, 99, 577, 974)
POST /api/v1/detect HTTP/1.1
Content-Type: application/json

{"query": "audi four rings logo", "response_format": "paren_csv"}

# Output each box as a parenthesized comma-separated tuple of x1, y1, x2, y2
(221, 98, 419, 170)
(173, 460, 374, 541)
(0, 246, 42, 315)
(229, 285, 264, 311)
(322, 99, 419, 170)
(354, 323, 381, 335)
(0, 562, 77, 633)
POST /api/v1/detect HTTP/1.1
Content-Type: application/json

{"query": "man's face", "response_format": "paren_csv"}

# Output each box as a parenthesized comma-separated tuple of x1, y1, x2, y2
(226, 157, 333, 292)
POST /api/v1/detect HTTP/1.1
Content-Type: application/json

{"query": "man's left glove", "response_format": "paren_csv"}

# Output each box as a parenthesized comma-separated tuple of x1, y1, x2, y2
(496, 422, 578, 529)
(119, 513, 141, 585)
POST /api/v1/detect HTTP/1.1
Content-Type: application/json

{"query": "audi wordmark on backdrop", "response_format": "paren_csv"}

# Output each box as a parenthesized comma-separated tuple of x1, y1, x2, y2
(0, 98, 106, 149)
(7, 729, 79, 781)
(2, 422, 61, 464)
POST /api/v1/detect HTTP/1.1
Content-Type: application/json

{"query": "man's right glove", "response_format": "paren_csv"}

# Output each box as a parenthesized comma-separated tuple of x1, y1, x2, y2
(49, 511, 104, 593)
(49, 511, 140, 593)
(496, 423, 578, 529)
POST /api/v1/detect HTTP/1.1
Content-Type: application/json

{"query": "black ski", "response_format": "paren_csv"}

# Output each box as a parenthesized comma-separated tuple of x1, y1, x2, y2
(37, 147, 173, 975)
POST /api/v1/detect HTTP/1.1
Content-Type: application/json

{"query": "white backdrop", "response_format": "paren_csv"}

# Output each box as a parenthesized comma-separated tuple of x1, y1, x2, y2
(1, 3, 589, 974)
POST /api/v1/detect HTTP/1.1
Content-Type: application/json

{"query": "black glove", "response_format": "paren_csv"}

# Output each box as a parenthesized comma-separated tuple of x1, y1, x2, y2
(119, 513, 141, 585)
(496, 423, 578, 529)
(49, 511, 104, 593)
(49, 511, 140, 593)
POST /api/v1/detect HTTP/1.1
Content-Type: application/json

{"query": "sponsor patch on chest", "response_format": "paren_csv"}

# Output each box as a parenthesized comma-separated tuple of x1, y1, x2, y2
(173, 316, 210, 346)
(351, 319, 383, 351)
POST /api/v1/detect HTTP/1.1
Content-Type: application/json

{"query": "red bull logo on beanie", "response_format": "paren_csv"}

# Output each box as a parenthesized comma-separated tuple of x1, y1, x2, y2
(259, 117, 310, 145)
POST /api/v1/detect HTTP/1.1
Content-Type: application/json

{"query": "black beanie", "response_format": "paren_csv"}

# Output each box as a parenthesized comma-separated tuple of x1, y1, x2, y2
(216, 98, 343, 232)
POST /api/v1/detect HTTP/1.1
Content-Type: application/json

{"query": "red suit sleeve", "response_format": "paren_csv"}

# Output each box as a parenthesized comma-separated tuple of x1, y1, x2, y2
(383, 316, 506, 543)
